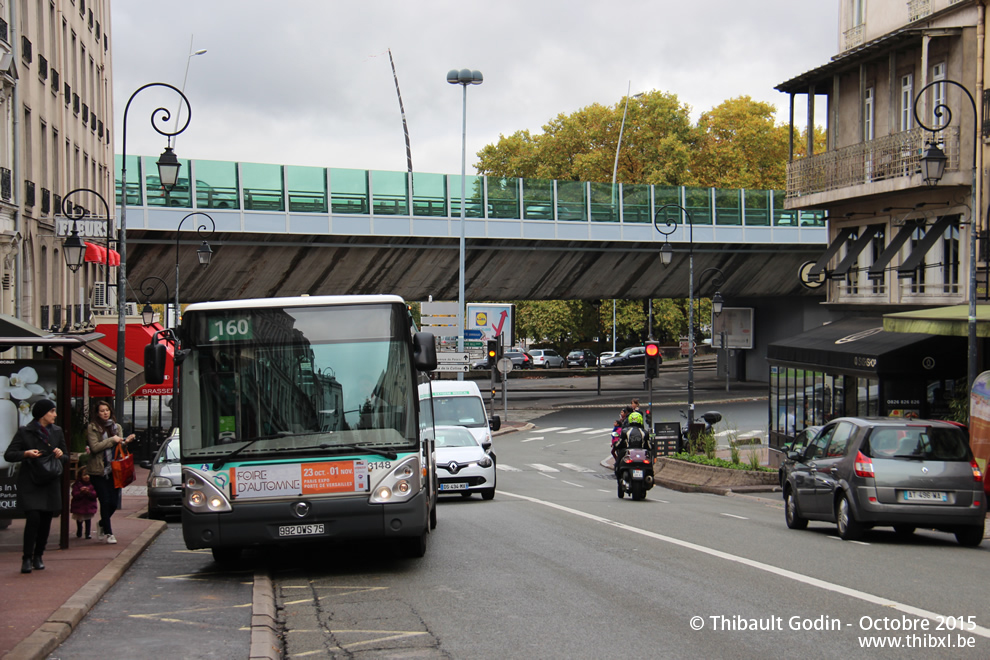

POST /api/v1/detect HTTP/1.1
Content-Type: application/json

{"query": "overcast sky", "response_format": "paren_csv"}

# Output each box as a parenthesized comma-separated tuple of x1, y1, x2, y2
(110, 1, 839, 177)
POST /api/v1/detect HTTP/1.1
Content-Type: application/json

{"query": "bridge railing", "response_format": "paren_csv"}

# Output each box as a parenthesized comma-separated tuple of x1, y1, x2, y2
(115, 156, 826, 228)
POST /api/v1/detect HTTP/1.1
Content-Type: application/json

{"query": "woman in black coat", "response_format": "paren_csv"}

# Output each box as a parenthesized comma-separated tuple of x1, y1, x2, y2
(3, 399, 68, 574)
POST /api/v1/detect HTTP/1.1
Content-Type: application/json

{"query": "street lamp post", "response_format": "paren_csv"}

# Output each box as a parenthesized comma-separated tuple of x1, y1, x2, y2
(447, 68, 483, 378)
(119, 83, 192, 423)
(61, 189, 112, 286)
(654, 204, 727, 436)
(912, 80, 980, 390)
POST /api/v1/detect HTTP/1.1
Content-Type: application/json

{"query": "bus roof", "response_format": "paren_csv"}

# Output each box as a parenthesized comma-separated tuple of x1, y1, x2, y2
(184, 294, 406, 313)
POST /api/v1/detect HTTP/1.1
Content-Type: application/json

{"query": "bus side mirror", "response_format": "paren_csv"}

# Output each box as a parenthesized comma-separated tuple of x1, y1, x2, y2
(144, 342, 167, 384)
(412, 332, 437, 372)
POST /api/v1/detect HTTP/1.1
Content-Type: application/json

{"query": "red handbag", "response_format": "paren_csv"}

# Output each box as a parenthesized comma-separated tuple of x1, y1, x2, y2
(111, 443, 135, 488)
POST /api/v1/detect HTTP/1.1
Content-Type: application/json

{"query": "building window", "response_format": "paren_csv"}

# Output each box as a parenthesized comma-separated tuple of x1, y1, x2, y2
(853, 0, 866, 26)
(943, 221, 960, 294)
(900, 74, 914, 132)
(909, 225, 927, 293)
(933, 62, 946, 129)
(871, 227, 886, 294)
(864, 87, 875, 141)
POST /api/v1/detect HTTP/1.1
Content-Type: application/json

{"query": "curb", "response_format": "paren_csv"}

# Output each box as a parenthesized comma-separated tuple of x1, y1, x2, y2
(493, 423, 534, 436)
(4, 518, 167, 660)
(250, 571, 282, 659)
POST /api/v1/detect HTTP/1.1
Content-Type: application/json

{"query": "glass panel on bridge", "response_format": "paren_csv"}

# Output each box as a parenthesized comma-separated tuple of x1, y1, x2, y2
(714, 188, 741, 226)
(371, 170, 408, 215)
(621, 183, 650, 223)
(412, 172, 446, 217)
(684, 187, 712, 224)
(773, 192, 799, 226)
(655, 186, 680, 217)
(242, 162, 284, 212)
(522, 178, 553, 220)
(589, 182, 617, 223)
(799, 210, 826, 227)
(744, 189, 770, 226)
(330, 168, 369, 214)
(557, 181, 586, 221)
(143, 156, 191, 208)
(115, 155, 142, 207)
(286, 165, 328, 213)
(448, 174, 484, 218)
(195, 160, 240, 210)
(488, 177, 519, 219)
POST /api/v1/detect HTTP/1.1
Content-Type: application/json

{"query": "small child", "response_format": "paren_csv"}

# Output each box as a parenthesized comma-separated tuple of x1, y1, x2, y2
(71, 472, 98, 539)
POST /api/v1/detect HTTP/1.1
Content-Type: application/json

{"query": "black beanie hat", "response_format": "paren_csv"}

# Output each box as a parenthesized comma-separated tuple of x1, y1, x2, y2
(32, 399, 56, 420)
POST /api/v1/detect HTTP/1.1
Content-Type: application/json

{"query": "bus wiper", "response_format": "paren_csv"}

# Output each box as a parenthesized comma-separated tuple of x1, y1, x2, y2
(211, 431, 291, 470)
(335, 444, 398, 460)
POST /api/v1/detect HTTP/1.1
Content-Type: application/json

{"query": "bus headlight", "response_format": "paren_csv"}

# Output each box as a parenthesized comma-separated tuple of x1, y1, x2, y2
(182, 468, 232, 513)
(369, 456, 420, 504)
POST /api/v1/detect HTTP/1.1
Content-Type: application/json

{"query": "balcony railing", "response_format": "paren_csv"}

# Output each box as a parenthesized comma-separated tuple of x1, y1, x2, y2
(843, 24, 865, 51)
(786, 126, 960, 199)
(908, 0, 932, 21)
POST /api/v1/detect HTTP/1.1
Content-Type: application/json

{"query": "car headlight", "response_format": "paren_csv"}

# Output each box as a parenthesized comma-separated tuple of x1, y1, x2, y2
(476, 455, 493, 468)
(150, 476, 175, 488)
(370, 456, 421, 504)
(182, 468, 232, 513)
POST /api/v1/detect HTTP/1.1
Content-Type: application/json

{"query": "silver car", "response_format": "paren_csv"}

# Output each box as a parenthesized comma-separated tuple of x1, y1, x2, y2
(782, 417, 985, 545)
(145, 431, 182, 519)
(529, 349, 565, 369)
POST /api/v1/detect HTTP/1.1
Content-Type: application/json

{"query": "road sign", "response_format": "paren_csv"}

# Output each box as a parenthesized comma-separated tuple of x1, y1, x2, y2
(436, 352, 469, 363)
(463, 329, 483, 340)
(432, 364, 470, 373)
(464, 341, 483, 348)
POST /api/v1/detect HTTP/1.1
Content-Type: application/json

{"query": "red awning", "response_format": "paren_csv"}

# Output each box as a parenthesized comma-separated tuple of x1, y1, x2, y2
(94, 322, 176, 396)
(84, 242, 120, 266)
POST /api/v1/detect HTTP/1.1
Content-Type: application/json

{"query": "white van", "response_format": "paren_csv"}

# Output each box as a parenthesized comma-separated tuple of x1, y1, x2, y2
(418, 380, 501, 449)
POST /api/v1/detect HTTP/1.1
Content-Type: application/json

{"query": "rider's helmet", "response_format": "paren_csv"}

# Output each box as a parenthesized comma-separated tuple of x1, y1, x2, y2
(628, 412, 644, 426)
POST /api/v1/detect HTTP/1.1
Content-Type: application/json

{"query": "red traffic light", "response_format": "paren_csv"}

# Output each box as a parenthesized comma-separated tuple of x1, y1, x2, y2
(644, 343, 660, 357)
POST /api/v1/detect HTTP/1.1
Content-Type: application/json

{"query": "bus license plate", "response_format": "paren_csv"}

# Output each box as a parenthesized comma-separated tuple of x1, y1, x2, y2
(902, 490, 947, 502)
(278, 524, 325, 537)
(440, 483, 468, 491)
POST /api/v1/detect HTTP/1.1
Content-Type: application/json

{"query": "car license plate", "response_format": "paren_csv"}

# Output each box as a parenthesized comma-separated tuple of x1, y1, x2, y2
(901, 490, 948, 502)
(440, 483, 468, 491)
(632, 469, 644, 479)
(278, 524, 325, 537)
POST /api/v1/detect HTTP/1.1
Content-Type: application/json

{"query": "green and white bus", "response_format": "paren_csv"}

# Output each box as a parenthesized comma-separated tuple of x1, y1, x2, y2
(147, 295, 438, 562)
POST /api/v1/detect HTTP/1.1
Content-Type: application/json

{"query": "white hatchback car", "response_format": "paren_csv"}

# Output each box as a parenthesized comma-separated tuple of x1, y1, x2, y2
(432, 425, 496, 500)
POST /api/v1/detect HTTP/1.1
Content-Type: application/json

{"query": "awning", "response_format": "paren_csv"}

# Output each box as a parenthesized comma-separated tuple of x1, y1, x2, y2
(53, 340, 146, 398)
(883, 304, 990, 337)
(897, 215, 958, 277)
(868, 221, 920, 280)
(807, 227, 856, 278)
(94, 322, 175, 396)
(830, 224, 885, 279)
(84, 241, 120, 266)
(767, 316, 965, 376)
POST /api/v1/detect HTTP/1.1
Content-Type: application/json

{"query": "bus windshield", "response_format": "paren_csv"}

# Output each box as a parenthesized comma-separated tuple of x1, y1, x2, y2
(180, 303, 418, 460)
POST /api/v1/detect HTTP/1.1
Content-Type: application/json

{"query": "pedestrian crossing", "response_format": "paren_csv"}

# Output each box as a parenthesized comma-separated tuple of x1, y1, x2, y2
(496, 462, 597, 473)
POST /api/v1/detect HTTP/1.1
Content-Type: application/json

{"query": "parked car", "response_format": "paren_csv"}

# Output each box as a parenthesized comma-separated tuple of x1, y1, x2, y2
(503, 350, 533, 369)
(781, 417, 986, 545)
(566, 349, 597, 368)
(143, 430, 182, 520)
(602, 346, 646, 367)
(530, 349, 565, 369)
(597, 351, 618, 365)
(431, 425, 496, 500)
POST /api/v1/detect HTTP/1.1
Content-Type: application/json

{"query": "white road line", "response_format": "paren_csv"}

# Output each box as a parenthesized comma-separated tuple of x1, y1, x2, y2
(529, 464, 560, 473)
(720, 513, 749, 520)
(560, 438, 583, 445)
(558, 463, 594, 473)
(827, 536, 870, 546)
(583, 428, 613, 435)
(597, 489, 611, 493)
(496, 464, 521, 472)
(520, 436, 543, 443)
(561, 480, 584, 488)
(498, 491, 987, 638)
(559, 427, 593, 434)
(538, 427, 567, 433)
(537, 473, 556, 480)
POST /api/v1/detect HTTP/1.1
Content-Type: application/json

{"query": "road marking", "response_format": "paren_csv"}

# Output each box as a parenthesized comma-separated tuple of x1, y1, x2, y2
(521, 436, 543, 443)
(558, 463, 594, 473)
(583, 428, 611, 435)
(560, 438, 583, 444)
(559, 427, 593, 434)
(496, 464, 521, 472)
(597, 489, 611, 493)
(498, 490, 990, 639)
(538, 427, 567, 433)
(561, 480, 584, 488)
(529, 463, 560, 472)
(720, 513, 749, 520)
(827, 535, 870, 546)
(537, 473, 556, 480)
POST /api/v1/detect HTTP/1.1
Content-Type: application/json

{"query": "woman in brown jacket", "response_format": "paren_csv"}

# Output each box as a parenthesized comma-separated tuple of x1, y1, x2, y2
(85, 400, 134, 545)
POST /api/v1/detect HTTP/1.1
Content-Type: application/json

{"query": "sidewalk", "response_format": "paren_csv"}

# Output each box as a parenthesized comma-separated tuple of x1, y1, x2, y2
(0, 465, 165, 660)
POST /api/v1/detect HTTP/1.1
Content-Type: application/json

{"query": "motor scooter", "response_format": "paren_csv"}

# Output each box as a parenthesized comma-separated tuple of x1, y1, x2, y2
(615, 443, 654, 501)
(680, 410, 723, 452)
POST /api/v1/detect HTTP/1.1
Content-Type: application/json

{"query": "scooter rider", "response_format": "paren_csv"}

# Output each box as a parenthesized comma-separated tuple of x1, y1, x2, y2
(613, 411, 648, 475)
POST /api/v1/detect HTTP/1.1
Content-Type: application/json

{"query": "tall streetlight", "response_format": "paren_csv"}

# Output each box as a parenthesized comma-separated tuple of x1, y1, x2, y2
(172, 41, 207, 147)
(654, 204, 727, 435)
(447, 68, 483, 377)
(912, 80, 979, 390)
(119, 83, 192, 423)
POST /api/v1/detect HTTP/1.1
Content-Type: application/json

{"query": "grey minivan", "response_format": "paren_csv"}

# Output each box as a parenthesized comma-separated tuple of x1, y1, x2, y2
(782, 417, 985, 545)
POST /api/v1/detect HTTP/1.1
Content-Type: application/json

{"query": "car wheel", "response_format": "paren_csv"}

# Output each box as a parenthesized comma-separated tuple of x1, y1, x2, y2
(955, 524, 985, 547)
(481, 488, 495, 500)
(784, 487, 808, 530)
(893, 525, 915, 538)
(430, 503, 438, 530)
(836, 493, 863, 541)
(211, 547, 242, 564)
(543, 363, 550, 369)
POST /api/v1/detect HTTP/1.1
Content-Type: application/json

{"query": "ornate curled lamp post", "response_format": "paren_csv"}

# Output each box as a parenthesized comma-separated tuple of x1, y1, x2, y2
(912, 80, 978, 390)
(61, 188, 113, 292)
(654, 204, 727, 436)
(118, 83, 192, 423)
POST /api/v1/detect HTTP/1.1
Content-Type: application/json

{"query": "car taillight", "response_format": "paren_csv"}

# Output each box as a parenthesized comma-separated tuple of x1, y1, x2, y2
(854, 451, 874, 478)
(971, 459, 983, 483)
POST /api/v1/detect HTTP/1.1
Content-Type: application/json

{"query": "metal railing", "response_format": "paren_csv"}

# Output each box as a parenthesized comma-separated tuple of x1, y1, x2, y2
(786, 126, 959, 198)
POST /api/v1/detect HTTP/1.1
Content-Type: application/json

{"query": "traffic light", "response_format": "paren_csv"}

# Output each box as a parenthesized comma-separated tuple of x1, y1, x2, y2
(486, 339, 498, 368)
(644, 340, 661, 379)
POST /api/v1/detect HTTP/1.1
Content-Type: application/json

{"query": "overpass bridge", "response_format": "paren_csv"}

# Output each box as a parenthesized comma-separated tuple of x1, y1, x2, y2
(111, 157, 828, 304)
